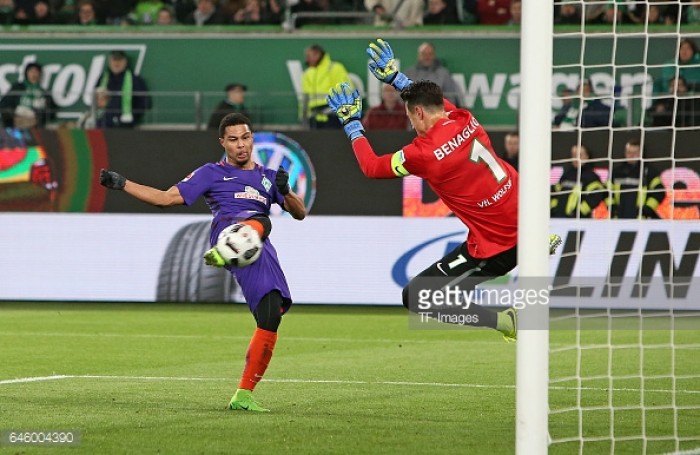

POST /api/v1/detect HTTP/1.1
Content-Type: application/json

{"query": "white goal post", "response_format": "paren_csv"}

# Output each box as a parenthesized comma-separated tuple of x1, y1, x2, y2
(516, 1, 553, 454)
(518, 2, 700, 454)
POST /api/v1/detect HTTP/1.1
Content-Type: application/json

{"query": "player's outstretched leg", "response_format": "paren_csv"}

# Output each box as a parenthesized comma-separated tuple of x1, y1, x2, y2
(228, 291, 283, 412)
(495, 236, 559, 342)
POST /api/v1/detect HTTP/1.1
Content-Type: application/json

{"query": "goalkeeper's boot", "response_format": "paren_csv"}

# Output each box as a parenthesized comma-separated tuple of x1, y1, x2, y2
(549, 234, 562, 255)
(496, 308, 517, 343)
(228, 389, 270, 412)
(203, 247, 226, 267)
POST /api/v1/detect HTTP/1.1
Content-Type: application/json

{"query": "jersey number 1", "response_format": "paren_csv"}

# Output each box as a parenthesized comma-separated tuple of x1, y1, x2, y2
(470, 141, 507, 183)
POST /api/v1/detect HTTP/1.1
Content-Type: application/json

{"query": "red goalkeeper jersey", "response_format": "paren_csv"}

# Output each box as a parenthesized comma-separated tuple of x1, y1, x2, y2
(351, 101, 518, 259)
(403, 108, 517, 258)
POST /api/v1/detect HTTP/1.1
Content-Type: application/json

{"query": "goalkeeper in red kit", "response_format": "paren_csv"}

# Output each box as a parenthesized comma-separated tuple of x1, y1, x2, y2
(328, 39, 560, 341)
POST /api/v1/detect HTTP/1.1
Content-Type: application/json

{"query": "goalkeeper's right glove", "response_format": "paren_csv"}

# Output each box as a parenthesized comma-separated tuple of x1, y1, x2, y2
(327, 82, 365, 141)
(367, 39, 412, 91)
(99, 168, 126, 190)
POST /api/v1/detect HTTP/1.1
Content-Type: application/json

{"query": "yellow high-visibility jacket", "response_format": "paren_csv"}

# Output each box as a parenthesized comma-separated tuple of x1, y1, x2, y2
(301, 52, 352, 123)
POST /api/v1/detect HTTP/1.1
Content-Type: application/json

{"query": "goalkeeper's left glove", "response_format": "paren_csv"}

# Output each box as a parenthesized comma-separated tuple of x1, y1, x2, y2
(366, 38, 412, 91)
(326, 82, 365, 141)
(203, 247, 226, 267)
(275, 166, 290, 195)
(99, 168, 126, 190)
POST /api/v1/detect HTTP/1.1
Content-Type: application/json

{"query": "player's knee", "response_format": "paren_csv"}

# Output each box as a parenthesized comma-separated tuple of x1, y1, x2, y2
(254, 291, 283, 332)
(248, 215, 272, 240)
(258, 311, 281, 332)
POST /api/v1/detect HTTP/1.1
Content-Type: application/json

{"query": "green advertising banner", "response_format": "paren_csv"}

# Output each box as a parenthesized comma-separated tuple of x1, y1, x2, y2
(0, 33, 680, 126)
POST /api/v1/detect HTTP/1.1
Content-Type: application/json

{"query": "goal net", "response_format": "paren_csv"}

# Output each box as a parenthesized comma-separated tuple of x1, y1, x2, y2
(544, 2, 700, 454)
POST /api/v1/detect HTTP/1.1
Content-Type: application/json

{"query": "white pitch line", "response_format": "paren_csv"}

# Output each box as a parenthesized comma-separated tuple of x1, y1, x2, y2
(0, 375, 71, 385)
(1, 374, 699, 396)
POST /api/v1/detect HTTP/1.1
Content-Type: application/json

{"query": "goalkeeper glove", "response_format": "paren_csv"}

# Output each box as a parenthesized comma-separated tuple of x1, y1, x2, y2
(276, 166, 290, 195)
(366, 39, 412, 91)
(326, 82, 365, 141)
(100, 168, 126, 190)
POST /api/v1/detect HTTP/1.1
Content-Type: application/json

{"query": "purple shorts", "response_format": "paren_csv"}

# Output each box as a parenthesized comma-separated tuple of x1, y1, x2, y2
(226, 239, 292, 313)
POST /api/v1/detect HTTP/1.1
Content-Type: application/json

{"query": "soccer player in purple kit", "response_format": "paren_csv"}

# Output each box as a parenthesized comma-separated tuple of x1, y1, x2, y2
(99, 113, 306, 412)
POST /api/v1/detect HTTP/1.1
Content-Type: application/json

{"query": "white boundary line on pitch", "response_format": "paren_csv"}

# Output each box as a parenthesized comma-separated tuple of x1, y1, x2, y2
(0, 375, 72, 384)
(1, 375, 699, 395)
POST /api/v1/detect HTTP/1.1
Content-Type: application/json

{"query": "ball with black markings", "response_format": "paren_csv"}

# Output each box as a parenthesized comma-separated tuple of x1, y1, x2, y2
(215, 223, 262, 267)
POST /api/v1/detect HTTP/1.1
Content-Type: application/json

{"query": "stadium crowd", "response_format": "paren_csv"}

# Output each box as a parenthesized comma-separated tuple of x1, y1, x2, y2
(1, 1, 700, 27)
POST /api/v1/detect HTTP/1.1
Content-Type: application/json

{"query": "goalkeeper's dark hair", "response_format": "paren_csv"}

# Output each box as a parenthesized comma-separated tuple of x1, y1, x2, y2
(218, 112, 252, 138)
(400, 80, 444, 111)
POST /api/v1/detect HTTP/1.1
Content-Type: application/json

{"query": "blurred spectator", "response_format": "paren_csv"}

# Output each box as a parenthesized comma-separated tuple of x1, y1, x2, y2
(167, 0, 196, 23)
(461, 0, 478, 24)
(555, 78, 617, 129)
(0, 62, 56, 129)
(609, 138, 665, 219)
(72, 0, 99, 24)
(551, 144, 606, 219)
(476, 0, 510, 24)
(12, 0, 32, 24)
(404, 42, 462, 107)
(646, 75, 700, 127)
(500, 130, 519, 171)
(586, 2, 646, 24)
(554, 2, 581, 24)
(362, 84, 408, 130)
(423, 0, 460, 25)
(155, 4, 176, 23)
(95, 50, 151, 128)
(131, 0, 164, 24)
(51, 0, 78, 23)
(507, 0, 520, 25)
(365, 0, 424, 27)
(301, 44, 351, 129)
(231, 0, 281, 24)
(646, 4, 666, 25)
(584, 1, 607, 24)
(290, 0, 327, 27)
(183, 0, 226, 25)
(98, 0, 136, 25)
(619, 2, 645, 24)
(552, 86, 574, 127)
(0, 0, 16, 24)
(685, 0, 700, 25)
(30, 0, 55, 24)
(208, 83, 250, 129)
(78, 87, 109, 128)
(657, 38, 700, 94)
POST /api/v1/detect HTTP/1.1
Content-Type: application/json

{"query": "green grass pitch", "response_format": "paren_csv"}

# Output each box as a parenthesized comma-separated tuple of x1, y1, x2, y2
(0, 303, 698, 454)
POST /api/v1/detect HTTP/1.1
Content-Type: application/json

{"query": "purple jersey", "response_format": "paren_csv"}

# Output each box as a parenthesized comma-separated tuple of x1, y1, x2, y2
(176, 161, 292, 311)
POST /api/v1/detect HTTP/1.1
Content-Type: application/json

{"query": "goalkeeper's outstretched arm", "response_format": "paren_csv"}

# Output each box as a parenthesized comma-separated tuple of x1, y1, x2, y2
(352, 138, 406, 179)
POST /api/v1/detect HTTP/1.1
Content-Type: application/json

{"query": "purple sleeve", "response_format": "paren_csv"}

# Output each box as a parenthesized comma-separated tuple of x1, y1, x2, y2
(175, 165, 213, 206)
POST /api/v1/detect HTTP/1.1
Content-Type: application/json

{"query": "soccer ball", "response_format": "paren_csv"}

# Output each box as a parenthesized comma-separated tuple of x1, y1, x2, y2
(215, 224, 263, 267)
